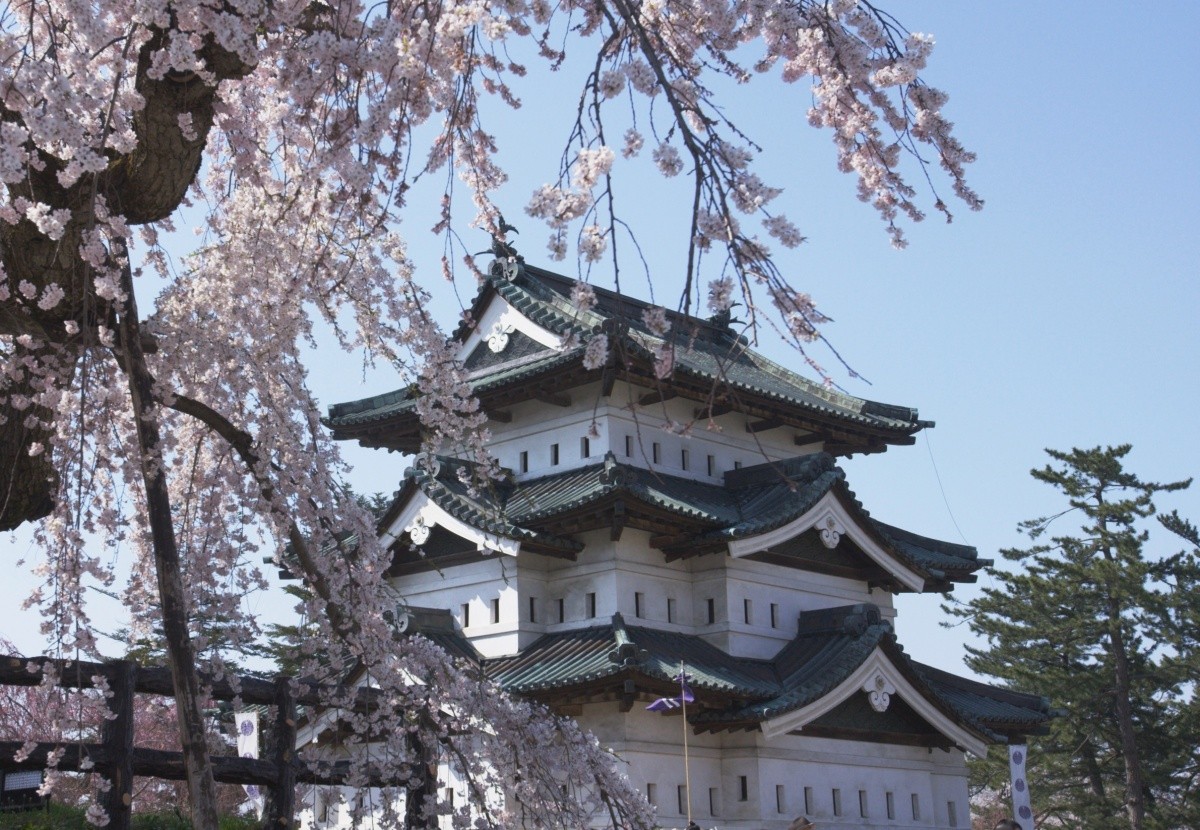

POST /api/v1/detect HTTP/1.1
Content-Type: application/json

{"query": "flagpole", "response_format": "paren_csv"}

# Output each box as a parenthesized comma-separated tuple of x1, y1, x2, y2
(680, 660, 692, 827)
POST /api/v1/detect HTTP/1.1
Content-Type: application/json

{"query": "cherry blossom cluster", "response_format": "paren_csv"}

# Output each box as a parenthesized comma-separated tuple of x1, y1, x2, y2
(0, 0, 977, 825)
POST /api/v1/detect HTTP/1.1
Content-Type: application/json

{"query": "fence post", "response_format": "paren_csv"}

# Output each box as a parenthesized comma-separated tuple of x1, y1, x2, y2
(262, 677, 297, 829)
(99, 660, 136, 830)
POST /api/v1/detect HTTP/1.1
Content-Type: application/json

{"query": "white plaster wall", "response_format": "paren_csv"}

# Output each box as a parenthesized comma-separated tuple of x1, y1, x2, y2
(391, 557, 524, 658)
(392, 526, 902, 661)
(584, 702, 971, 830)
(479, 379, 818, 483)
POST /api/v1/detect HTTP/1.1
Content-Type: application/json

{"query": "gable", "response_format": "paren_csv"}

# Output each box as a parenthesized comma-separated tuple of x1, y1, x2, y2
(806, 689, 951, 748)
(463, 328, 552, 373)
(727, 490, 928, 592)
(760, 648, 991, 756)
(738, 526, 896, 583)
(456, 289, 565, 367)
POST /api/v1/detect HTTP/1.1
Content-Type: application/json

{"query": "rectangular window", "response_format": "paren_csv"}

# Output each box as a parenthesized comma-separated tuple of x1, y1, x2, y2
(948, 800, 958, 827)
(709, 787, 720, 816)
(804, 787, 814, 815)
(738, 776, 748, 802)
(490, 598, 500, 624)
(316, 790, 337, 823)
(677, 785, 688, 816)
(550, 443, 559, 466)
(461, 602, 470, 628)
(667, 597, 676, 624)
(859, 789, 868, 818)
(646, 783, 657, 806)
(911, 793, 921, 821)
(587, 592, 597, 618)
(529, 597, 537, 623)
(706, 454, 715, 476)
(634, 592, 644, 618)
(652, 442, 661, 464)
(886, 791, 895, 820)
(581, 436, 590, 458)
(743, 598, 752, 625)
(832, 788, 842, 817)
(681, 448, 690, 470)
(776, 785, 786, 814)
(519, 451, 528, 473)
(706, 598, 716, 625)
(733, 459, 743, 469)
(625, 435, 633, 457)
(444, 788, 454, 808)
(770, 603, 779, 629)
(557, 598, 565, 623)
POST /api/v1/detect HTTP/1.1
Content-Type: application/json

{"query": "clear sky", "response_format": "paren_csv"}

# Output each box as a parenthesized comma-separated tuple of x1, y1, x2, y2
(3, 2, 1199, 680)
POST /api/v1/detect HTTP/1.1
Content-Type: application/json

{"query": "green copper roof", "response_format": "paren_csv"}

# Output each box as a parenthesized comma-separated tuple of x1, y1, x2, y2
(914, 662, 1054, 729)
(327, 260, 929, 447)
(486, 614, 777, 699)
(477, 605, 1050, 742)
(386, 458, 583, 556)
(388, 451, 986, 588)
(506, 455, 743, 527)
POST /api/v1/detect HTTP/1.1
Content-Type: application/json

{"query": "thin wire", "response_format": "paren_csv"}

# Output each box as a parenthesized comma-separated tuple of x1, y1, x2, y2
(681, 660, 692, 826)
(924, 431, 969, 544)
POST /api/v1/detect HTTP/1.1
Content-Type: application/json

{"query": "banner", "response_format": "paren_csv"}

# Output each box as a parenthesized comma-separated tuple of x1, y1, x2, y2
(1009, 744, 1033, 827)
(236, 711, 265, 817)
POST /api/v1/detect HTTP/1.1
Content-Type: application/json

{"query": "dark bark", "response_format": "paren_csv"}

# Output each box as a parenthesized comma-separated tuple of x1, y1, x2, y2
(99, 660, 138, 830)
(404, 730, 440, 830)
(0, 28, 251, 531)
(261, 679, 298, 830)
(113, 245, 221, 830)
(1107, 597, 1147, 830)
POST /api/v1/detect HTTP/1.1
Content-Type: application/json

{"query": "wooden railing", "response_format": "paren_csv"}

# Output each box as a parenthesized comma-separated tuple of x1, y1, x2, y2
(0, 654, 403, 830)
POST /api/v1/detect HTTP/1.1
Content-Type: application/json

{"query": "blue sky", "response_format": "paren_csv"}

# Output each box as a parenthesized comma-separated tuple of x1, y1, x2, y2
(4, 2, 1199, 678)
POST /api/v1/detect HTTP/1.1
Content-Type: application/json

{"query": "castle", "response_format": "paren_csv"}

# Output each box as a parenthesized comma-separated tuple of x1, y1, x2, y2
(323, 256, 1049, 828)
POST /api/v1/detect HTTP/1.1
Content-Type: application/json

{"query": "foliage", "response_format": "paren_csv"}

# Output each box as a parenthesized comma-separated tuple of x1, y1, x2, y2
(0, 0, 982, 826)
(951, 445, 1200, 830)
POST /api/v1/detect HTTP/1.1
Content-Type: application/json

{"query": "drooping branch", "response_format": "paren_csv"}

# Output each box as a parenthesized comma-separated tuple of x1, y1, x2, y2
(166, 391, 363, 644)
(0, 26, 253, 532)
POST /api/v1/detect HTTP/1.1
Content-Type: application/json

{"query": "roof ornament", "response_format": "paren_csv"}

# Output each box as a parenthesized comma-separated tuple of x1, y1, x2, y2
(862, 670, 896, 713)
(487, 321, 514, 353)
(818, 513, 845, 549)
(413, 452, 442, 478)
(599, 451, 631, 486)
(393, 610, 412, 633)
(406, 514, 432, 546)
(708, 302, 742, 329)
(484, 214, 522, 281)
(607, 641, 649, 668)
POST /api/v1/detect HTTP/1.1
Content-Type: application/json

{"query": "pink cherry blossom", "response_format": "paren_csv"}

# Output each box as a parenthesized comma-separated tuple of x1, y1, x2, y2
(0, 0, 980, 825)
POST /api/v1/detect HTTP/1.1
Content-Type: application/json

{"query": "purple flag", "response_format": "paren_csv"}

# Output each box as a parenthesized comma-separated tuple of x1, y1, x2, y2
(647, 672, 694, 712)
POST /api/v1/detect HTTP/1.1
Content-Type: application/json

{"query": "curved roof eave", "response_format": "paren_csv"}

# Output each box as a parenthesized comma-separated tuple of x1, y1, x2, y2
(760, 646, 993, 757)
(377, 465, 583, 558)
(726, 489, 931, 592)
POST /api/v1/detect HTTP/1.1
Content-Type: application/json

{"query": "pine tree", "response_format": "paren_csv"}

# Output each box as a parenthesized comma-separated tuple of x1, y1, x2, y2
(952, 445, 1199, 830)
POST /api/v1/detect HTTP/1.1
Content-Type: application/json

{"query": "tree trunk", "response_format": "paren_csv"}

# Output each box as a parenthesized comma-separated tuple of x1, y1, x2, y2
(114, 248, 220, 830)
(0, 27, 251, 531)
(1107, 599, 1146, 830)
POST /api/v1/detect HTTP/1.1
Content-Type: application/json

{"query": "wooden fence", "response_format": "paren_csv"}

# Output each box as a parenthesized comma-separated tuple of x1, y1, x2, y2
(0, 654, 420, 830)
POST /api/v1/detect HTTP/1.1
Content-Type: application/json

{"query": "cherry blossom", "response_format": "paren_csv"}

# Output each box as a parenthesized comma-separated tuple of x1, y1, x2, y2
(0, 0, 979, 826)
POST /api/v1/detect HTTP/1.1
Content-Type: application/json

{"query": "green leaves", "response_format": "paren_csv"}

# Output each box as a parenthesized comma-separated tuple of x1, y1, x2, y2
(952, 445, 1198, 830)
